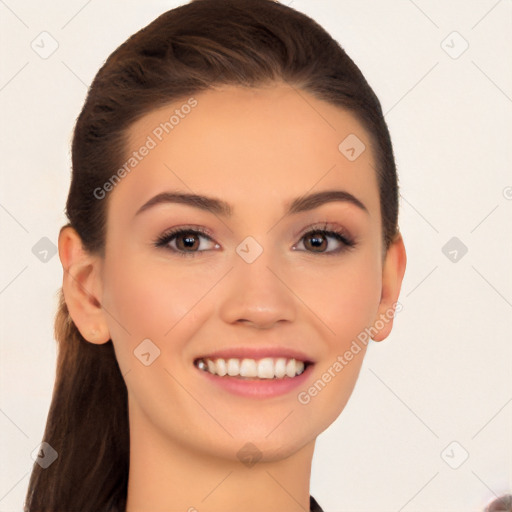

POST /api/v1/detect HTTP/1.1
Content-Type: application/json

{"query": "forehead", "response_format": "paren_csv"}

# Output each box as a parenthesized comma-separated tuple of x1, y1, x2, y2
(111, 83, 380, 220)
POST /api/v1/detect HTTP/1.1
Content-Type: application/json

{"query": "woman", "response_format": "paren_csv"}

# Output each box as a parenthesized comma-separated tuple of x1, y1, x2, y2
(24, 0, 407, 510)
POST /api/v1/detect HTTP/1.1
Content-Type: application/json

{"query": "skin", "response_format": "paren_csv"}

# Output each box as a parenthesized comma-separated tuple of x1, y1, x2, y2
(58, 83, 406, 512)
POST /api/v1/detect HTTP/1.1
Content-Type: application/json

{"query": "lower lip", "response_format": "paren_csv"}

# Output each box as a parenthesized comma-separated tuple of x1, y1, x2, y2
(195, 363, 315, 398)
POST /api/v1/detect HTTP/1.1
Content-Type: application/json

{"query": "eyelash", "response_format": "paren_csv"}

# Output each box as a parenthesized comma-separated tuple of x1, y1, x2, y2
(153, 222, 356, 258)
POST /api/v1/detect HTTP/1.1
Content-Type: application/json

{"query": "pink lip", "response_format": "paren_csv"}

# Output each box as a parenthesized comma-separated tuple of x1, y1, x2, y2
(195, 346, 315, 363)
(195, 362, 315, 399)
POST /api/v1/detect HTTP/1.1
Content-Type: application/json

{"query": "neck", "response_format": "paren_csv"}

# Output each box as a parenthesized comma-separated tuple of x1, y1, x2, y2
(125, 399, 315, 512)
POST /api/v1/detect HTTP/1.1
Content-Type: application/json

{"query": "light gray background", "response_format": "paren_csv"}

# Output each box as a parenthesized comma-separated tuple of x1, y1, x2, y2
(1, 1, 511, 511)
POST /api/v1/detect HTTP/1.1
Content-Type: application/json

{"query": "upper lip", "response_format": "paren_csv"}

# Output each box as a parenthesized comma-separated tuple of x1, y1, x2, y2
(195, 346, 315, 364)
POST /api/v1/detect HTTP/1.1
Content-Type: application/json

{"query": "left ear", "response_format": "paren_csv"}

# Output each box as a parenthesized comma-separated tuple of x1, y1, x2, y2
(372, 232, 407, 342)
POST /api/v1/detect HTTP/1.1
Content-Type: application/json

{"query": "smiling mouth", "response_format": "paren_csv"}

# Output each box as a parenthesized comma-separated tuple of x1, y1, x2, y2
(194, 357, 313, 380)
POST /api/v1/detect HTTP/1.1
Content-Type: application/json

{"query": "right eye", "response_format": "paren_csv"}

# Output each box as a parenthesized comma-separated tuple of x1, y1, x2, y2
(154, 227, 220, 257)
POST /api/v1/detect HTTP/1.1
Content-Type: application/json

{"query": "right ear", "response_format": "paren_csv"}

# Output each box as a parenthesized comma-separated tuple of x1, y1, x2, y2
(58, 226, 110, 344)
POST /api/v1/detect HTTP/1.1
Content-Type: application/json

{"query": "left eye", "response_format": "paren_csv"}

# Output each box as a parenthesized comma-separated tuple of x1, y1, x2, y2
(293, 228, 355, 255)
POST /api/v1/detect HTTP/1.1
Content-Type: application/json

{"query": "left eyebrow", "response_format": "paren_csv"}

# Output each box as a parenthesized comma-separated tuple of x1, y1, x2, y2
(285, 189, 369, 215)
(134, 189, 369, 218)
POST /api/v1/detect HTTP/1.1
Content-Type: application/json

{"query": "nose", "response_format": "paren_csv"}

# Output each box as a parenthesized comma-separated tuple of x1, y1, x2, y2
(217, 250, 297, 329)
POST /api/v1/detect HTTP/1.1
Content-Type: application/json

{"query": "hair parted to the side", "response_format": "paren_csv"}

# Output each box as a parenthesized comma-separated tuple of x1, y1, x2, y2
(25, 0, 402, 510)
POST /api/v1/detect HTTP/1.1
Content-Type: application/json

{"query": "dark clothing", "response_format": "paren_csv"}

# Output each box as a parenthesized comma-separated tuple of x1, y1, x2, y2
(310, 495, 324, 512)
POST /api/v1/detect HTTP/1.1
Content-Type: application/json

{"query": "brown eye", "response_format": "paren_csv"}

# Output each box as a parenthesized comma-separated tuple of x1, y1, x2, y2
(154, 227, 219, 257)
(175, 231, 201, 251)
(295, 227, 355, 255)
(303, 231, 328, 252)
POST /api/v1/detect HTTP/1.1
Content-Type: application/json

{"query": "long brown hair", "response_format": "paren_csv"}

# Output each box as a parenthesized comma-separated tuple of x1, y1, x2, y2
(24, 0, 400, 510)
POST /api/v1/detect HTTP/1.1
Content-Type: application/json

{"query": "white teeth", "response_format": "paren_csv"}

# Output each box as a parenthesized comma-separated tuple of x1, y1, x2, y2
(207, 359, 216, 375)
(274, 358, 287, 378)
(216, 358, 227, 377)
(227, 358, 240, 376)
(285, 359, 295, 378)
(257, 358, 275, 379)
(240, 359, 258, 378)
(196, 357, 309, 379)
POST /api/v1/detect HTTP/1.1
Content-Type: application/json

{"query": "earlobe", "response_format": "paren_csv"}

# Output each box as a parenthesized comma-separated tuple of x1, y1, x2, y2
(58, 226, 110, 344)
(372, 232, 407, 342)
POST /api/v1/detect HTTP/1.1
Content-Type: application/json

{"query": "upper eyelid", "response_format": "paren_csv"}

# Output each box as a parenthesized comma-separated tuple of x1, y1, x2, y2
(158, 224, 352, 240)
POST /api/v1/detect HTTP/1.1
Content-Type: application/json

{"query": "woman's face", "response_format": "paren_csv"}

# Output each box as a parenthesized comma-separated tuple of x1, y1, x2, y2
(98, 83, 401, 462)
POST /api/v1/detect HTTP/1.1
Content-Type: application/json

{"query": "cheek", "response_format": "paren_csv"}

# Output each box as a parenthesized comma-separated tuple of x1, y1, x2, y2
(332, 272, 381, 342)
(296, 260, 381, 428)
(101, 253, 214, 359)
(293, 252, 382, 347)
